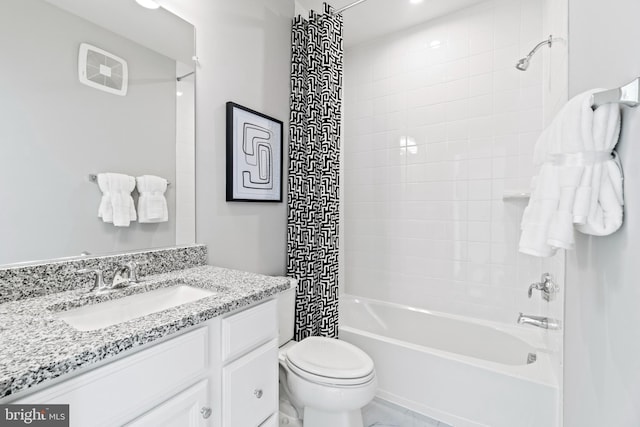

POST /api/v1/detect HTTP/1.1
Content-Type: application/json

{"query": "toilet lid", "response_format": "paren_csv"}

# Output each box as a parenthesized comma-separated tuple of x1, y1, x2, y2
(285, 337, 374, 384)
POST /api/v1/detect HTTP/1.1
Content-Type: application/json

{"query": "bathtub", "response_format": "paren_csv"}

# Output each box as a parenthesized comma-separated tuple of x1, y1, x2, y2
(339, 295, 558, 427)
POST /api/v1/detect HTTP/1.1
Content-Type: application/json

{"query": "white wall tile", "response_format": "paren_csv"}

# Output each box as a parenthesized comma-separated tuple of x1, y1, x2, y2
(343, 0, 545, 324)
(468, 179, 492, 200)
(468, 221, 491, 242)
(469, 52, 493, 76)
(469, 30, 494, 55)
(444, 57, 470, 81)
(446, 119, 470, 140)
(468, 158, 493, 179)
(468, 95, 493, 119)
(468, 137, 493, 158)
(493, 45, 521, 70)
(469, 73, 494, 97)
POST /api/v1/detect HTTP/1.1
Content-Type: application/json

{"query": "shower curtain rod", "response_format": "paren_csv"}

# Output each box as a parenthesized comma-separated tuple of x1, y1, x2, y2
(331, 0, 369, 15)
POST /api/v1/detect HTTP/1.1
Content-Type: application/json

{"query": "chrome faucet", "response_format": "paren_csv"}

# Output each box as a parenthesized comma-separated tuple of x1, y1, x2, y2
(112, 261, 141, 288)
(517, 313, 561, 330)
(77, 262, 142, 293)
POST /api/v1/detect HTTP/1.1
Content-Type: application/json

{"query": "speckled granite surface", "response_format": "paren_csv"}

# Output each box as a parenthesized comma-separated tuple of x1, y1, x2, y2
(0, 245, 207, 304)
(0, 265, 290, 399)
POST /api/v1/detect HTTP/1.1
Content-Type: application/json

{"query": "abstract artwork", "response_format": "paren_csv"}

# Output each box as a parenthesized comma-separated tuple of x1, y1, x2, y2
(226, 102, 283, 202)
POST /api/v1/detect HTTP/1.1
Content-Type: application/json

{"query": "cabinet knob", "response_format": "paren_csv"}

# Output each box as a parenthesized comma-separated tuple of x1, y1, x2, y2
(200, 407, 212, 419)
(254, 389, 263, 399)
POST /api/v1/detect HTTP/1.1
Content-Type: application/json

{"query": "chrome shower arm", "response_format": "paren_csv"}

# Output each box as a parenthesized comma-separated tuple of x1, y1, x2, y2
(525, 35, 553, 60)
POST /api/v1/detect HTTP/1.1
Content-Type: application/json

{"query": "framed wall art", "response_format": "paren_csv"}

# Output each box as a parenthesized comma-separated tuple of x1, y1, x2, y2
(226, 102, 283, 202)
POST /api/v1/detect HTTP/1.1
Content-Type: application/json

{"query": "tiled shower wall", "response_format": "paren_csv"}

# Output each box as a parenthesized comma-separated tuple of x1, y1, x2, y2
(343, 0, 553, 323)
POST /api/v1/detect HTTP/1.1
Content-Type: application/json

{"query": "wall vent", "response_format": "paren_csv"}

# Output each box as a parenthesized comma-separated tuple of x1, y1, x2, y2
(78, 43, 128, 96)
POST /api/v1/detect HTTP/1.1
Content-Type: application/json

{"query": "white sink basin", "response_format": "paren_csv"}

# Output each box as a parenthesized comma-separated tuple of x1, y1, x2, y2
(56, 285, 216, 331)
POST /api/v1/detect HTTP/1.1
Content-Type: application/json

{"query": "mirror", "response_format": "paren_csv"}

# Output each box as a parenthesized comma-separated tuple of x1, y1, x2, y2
(0, 0, 195, 266)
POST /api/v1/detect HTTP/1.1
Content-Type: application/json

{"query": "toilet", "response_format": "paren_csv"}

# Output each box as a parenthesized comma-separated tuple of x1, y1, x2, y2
(277, 285, 377, 427)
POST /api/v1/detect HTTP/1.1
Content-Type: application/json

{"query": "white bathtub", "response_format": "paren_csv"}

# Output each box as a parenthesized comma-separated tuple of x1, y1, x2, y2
(339, 295, 558, 427)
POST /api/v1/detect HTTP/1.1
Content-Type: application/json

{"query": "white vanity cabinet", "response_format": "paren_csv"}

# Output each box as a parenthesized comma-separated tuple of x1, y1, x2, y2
(219, 300, 279, 426)
(13, 298, 279, 427)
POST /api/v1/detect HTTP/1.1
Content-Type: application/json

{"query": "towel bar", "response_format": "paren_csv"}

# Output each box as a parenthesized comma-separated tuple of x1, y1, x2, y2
(591, 77, 640, 109)
(88, 174, 171, 187)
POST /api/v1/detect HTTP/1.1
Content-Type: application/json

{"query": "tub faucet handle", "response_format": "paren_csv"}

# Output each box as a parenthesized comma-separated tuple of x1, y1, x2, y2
(528, 273, 558, 301)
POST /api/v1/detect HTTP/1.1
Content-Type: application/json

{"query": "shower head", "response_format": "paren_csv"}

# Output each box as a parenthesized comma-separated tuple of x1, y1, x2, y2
(515, 35, 553, 71)
(515, 57, 530, 71)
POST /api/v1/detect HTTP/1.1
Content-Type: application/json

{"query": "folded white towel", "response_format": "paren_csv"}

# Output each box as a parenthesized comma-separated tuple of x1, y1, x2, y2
(97, 173, 137, 227)
(136, 175, 168, 223)
(519, 90, 623, 257)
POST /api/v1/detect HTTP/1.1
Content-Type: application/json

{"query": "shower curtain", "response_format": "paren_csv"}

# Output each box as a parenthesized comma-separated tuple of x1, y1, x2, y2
(287, 4, 343, 341)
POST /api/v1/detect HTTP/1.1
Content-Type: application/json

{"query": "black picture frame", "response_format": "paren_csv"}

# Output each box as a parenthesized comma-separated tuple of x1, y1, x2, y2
(226, 102, 284, 202)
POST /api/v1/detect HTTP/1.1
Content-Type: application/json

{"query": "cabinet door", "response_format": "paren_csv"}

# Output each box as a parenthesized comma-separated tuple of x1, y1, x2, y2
(126, 380, 210, 427)
(222, 340, 278, 427)
(15, 327, 209, 427)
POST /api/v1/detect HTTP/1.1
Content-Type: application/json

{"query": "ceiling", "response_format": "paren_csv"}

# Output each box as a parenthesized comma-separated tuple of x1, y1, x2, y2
(44, 0, 194, 64)
(296, 0, 486, 48)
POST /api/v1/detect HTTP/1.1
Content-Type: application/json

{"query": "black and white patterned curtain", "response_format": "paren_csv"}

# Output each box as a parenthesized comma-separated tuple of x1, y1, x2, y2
(287, 4, 343, 341)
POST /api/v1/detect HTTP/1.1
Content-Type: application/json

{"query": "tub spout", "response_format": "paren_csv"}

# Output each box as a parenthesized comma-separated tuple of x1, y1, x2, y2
(517, 313, 561, 330)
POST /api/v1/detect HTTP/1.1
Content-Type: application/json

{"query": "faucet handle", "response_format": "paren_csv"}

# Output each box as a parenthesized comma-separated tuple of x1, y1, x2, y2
(77, 268, 106, 292)
(528, 282, 544, 298)
(528, 273, 559, 301)
(125, 261, 142, 283)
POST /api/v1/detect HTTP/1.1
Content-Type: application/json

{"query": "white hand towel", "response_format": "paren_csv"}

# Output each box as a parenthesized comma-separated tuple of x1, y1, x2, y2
(136, 175, 168, 223)
(519, 89, 623, 257)
(97, 173, 137, 227)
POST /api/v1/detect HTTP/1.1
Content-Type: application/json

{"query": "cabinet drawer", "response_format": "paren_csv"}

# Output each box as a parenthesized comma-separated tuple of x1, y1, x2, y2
(126, 380, 209, 427)
(222, 339, 278, 427)
(17, 327, 208, 427)
(221, 299, 276, 362)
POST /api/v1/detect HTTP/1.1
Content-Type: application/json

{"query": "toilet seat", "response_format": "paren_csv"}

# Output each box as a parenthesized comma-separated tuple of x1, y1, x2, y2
(284, 337, 375, 386)
(286, 358, 375, 386)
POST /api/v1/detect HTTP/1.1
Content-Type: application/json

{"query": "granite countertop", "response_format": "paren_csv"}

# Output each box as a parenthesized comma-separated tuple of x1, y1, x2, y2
(0, 265, 291, 399)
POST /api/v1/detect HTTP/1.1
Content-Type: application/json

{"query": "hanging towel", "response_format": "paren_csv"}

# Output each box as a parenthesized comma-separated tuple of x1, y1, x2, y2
(519, 89, 623, 257)
(136, 175, 168, 223)
(97, 173, 137, 227)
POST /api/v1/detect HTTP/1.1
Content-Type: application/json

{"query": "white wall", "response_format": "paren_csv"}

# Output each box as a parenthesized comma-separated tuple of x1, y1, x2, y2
(343, 0, 555, 324)
(564, 0, 640, 426)
(160, 0, 294, 275)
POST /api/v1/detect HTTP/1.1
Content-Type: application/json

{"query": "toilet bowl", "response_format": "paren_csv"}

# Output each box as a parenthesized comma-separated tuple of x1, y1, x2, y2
(278, 285, 377, 427)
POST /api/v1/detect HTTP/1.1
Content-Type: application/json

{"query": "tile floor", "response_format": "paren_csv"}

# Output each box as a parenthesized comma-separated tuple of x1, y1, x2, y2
(362, 398, 451, 427)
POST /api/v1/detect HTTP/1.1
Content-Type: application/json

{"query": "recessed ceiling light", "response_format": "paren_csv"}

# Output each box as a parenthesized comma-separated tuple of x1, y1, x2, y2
(135, 0, 160, 10)
(410, 0, 424, 4)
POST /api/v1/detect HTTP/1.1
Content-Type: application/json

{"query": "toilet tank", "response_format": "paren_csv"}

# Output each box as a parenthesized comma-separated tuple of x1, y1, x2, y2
(277, 280, 297, 346)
